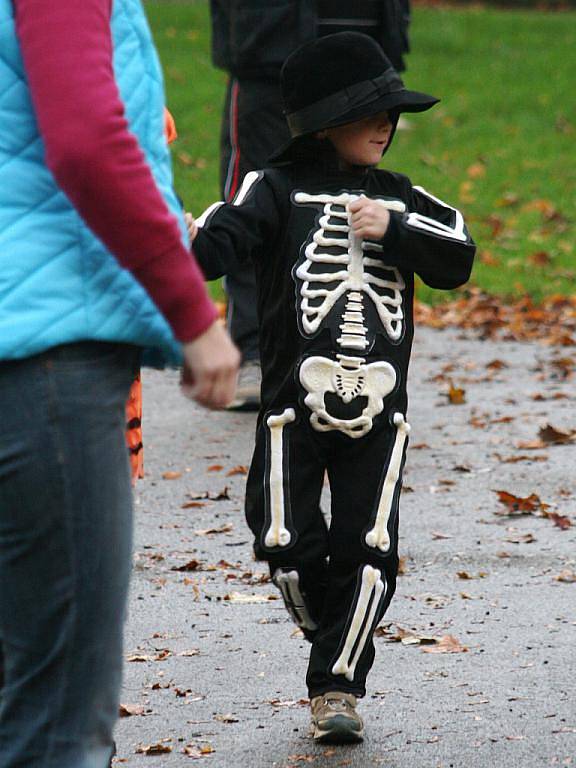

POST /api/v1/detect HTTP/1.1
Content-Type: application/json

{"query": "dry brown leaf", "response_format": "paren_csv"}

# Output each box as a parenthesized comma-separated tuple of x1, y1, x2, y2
(486, 359, 508, 370)
(182, 743, 215, 758)
(172, 559, 202, 572)
(194, 523, 233, 536)
(181, 501, 206, 509)
(457, 570, 488, 580)
(446, 380, 466, 404)
(554, 569, 576, 583)
(162, 471, 181, 480)
(494, 490, 547, 514)
(207, 464, 223, 473)
(422, 634, 468, 654)
(528, 251, 552, 267)
(136, 741, 172, 755)
(547, 512, 572, 530)
(494, 453, 548, 464)
(214, 713, 239, 723)
(504, 532, 536, 544)
(226, 465, 248, 476)
(467, 162, 486, 179)
(539, 423, 576, 445)
(119, 703, 147, 717)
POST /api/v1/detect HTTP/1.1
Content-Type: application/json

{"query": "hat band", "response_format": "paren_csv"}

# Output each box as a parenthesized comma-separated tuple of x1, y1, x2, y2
(286, 69, 404, 137)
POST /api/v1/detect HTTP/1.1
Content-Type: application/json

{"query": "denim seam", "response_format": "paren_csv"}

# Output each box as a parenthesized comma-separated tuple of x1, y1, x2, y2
(42, 359, 79, 768)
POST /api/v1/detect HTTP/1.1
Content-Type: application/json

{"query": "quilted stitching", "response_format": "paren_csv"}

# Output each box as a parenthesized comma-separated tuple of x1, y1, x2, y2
(0, 0, 183, 364)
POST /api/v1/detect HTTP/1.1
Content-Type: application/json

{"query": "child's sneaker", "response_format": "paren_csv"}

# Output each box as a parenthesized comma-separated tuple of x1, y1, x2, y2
(310, 692, 364, 743)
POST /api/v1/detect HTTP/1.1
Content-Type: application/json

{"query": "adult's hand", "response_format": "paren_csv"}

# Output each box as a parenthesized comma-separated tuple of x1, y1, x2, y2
(181, 321, 240, 409)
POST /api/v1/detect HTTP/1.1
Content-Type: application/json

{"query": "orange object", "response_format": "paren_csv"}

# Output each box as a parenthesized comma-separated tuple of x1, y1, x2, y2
(164, 108, 178, 144)
(126, 373, 144, 484)
(125, 108, 178, 483)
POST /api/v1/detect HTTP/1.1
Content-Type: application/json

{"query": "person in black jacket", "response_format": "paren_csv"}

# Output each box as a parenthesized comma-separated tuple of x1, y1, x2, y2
(188, 32, 475, 743)
(210, 0, 411, 409)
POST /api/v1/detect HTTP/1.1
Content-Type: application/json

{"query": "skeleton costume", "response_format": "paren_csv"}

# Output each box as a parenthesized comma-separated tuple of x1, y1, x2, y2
(193, 33, 475, 700)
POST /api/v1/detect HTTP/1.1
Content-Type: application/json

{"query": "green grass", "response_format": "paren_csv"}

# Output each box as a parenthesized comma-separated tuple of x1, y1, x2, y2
(145, 1, 576, 303)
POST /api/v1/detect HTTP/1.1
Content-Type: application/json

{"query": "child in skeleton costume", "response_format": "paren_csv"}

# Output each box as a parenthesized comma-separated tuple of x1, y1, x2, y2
(189, 32, 475, 743)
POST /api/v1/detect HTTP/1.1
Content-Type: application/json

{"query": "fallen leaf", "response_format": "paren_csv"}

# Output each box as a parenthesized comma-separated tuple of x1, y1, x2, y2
(422, 635, 468, 654)
(194, 523, 233, 536)
(268, 698, 309, 708)
(182, 743, 215, 758)
(547, 512, 571, 530)
(136, 741, 172, 755)
(162, 471, 182, 480)
(457, 570, 488, 580)
(119, 703, 147, 717)
(539, 423, 576, 445)
(207, 464, 223, 472)
(486, 359, 508, 370)
(494, 490, 549, 516)
(494, 453, 548, 464)
(223, 592, 278, 603)
(467, 161, 486, 179)
(528, 251, 552, 267)
(554, 569, 576, 583)
(431, 531, 453, 540)
(214, 713, 239, 723)
(226, 465, 248, 476)
(504, 532, 536, 544)
(172, 559, 202, 572)
(446, 380, 466, 404)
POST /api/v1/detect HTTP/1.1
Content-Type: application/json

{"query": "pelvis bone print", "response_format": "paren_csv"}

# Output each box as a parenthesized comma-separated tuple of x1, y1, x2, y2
(294, 192, 407, 350)
(299, 354, 396, 438)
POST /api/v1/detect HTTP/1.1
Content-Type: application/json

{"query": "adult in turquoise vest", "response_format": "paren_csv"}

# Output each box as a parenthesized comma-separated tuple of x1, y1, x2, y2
(0, 1, 239, 766)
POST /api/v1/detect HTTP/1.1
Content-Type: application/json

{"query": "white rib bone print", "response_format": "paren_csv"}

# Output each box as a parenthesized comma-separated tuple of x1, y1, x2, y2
(294, 192, 406, 347)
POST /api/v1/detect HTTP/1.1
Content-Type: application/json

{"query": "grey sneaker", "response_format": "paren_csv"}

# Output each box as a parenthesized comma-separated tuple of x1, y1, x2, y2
(228, 361, 261, 411)
(310, 692, 364, 743)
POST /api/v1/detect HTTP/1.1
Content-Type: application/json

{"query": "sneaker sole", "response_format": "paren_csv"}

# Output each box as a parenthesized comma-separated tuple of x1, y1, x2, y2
(312, 716, 364, 744)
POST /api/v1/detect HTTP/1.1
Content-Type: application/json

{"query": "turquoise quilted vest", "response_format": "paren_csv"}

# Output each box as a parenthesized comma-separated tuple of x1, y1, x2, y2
(0, 0, 186, 364)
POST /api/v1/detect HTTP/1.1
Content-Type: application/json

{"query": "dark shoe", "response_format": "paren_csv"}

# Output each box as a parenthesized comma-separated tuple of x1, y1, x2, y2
(310, 692, 364, 743)
(227, 361, 261, 411)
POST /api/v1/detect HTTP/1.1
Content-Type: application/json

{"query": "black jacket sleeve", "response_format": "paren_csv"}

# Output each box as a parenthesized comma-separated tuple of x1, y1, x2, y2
(380, 182, 476, 290)
(192, 170, 282, 281)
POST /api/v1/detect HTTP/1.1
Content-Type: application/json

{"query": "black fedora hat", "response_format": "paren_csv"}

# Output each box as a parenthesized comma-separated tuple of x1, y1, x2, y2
(270, 31, 439, 163)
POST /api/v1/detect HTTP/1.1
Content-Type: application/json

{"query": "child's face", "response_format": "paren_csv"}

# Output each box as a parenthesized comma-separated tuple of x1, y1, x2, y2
(323, 111, 394, 168)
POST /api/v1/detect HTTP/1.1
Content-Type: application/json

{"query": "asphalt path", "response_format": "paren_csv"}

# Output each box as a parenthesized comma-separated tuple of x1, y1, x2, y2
(114, 326, 575, 768)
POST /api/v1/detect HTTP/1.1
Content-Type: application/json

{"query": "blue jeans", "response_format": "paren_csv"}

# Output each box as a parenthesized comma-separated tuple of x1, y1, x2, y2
(0, 342, 138, 768)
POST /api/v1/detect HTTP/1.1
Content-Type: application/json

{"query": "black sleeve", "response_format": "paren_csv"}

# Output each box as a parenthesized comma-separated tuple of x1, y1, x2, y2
(380, 183, 476, 290)
(192, 170, 282, 281)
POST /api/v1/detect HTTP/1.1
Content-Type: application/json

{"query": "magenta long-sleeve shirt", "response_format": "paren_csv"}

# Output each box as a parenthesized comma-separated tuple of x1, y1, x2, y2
(14, 0, 217, 342)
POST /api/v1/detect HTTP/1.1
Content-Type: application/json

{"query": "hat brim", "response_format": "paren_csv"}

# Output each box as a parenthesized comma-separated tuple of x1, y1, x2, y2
(269, 89, 439, 164)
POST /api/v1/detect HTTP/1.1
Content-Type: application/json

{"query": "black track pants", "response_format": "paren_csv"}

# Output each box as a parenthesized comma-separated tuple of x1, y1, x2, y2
(245, 405, 408, 697)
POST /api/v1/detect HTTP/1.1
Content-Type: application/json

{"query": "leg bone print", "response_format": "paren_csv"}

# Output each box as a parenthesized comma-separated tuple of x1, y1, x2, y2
(264, 408, 295, 548)
(294, 192, 406, 349)
(365, 413, 411, 551)
(331, 565, 386, 681)
(273, 568, 318, 632)
(299, 354, 396, 439)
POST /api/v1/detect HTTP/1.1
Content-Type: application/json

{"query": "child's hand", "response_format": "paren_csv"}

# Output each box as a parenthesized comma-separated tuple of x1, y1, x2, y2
(184, 212, 198, 242)
(348, 197, 390, 240)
